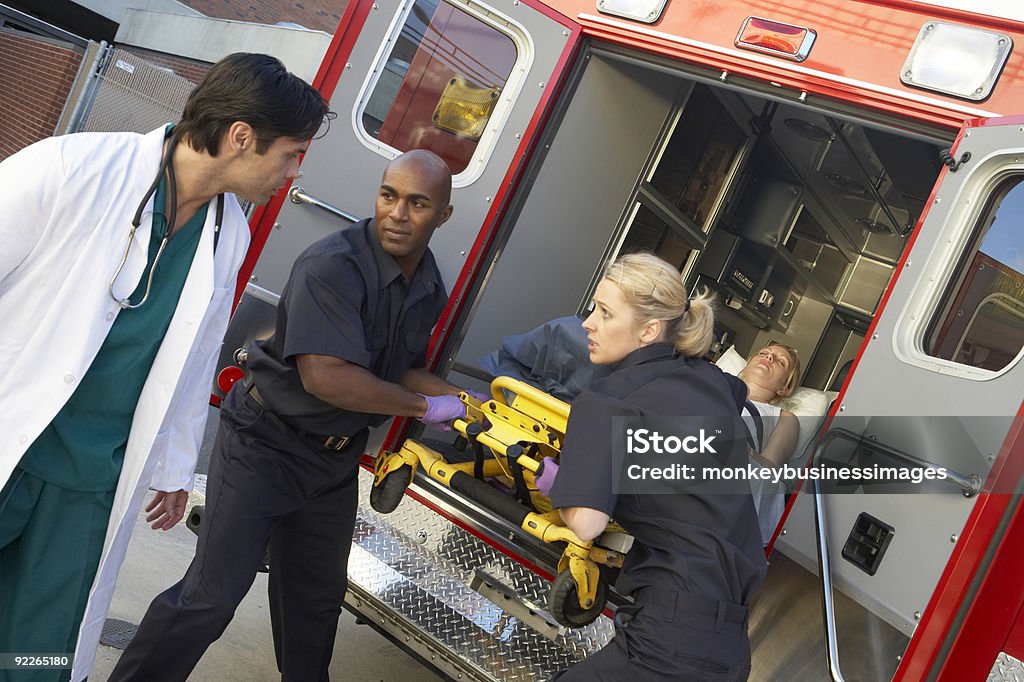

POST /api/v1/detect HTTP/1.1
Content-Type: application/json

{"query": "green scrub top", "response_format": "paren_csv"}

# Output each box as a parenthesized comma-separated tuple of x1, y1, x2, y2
(20, 165, 208, 492)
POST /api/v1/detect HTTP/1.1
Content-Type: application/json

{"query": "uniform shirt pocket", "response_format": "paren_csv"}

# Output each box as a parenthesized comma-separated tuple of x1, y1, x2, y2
(404, 328, 432, 364)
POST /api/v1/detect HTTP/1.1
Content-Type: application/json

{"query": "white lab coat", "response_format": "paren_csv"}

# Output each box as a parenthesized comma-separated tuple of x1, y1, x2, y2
(0, 127, 250, 680)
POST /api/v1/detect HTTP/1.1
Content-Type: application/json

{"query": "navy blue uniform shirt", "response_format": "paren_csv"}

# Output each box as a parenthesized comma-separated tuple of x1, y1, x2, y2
(549, 342, 767, 606)
(247, 219, 447, 436)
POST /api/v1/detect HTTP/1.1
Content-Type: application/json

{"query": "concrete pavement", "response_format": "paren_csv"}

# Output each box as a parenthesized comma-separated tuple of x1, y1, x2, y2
(89, 491, 442, 682)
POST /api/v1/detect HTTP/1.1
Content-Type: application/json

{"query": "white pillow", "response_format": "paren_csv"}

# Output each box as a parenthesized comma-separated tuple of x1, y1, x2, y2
(780, 388, 838, 464)
(716, 345, 836, 416)
(715, 345, 748, 376)
(778, 387, 838, 419)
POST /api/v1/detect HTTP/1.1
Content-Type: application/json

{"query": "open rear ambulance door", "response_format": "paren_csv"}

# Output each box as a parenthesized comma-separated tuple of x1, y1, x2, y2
(234, 0, 578, 370)
(775, 115, 1024, 682)
(220, 1, 613, 680)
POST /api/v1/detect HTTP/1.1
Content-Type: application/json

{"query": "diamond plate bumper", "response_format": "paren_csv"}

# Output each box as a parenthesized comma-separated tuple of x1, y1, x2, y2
(990, 652, 1024, 682)
(346, 467, 614, 681)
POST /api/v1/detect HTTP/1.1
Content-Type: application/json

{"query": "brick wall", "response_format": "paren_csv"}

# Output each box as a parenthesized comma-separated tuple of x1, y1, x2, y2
(0, 28, 83, 161)
(119, 46, 212, 84)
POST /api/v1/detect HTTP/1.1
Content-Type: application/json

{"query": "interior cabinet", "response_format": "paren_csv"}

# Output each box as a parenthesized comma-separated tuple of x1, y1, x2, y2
(696, 171, 862, 330)
(781, 205, 851, 300)
(696, 231, 801, 330)
(610, 83, 751, 285)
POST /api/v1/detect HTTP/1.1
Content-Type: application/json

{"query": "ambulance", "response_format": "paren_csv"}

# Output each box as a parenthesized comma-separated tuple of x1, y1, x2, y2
(213, 0, 1024, 679)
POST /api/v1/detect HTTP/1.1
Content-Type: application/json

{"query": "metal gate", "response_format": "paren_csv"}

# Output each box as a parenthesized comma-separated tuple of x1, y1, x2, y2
(61, 45, 196, 135)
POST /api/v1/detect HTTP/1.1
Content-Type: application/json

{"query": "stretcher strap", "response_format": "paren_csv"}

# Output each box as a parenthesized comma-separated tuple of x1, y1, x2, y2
(742, 400, 764, 451)
(508, 445, 535, 511)
(473, 440, 486, 480)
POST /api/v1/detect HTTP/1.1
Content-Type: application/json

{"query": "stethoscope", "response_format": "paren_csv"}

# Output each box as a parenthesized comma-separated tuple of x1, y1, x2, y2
(109, 131, 225, 310)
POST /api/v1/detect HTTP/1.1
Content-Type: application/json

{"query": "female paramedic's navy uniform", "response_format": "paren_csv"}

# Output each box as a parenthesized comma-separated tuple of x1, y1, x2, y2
(549, 342, 767, 681)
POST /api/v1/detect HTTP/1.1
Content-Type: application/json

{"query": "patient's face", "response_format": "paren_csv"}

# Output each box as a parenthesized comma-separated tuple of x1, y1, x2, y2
(582, 279, 644, 365)
(741, 345, 796, 398)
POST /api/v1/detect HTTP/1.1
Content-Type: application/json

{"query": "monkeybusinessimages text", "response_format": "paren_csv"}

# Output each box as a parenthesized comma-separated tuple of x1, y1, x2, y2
(623, 427, 950, 486)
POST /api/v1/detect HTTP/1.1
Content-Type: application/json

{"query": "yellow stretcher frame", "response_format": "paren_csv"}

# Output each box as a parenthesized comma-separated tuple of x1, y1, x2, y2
(371, 376, 624, 628)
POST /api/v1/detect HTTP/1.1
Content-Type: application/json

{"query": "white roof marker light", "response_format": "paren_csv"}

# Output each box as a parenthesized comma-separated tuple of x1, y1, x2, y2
(596, 0, 669, 24)
(900, 21, 1013, 101)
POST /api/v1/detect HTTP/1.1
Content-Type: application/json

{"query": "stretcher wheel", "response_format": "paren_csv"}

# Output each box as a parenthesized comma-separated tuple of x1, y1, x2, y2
(548, 568, 607, 628)
(370, 464, 412, 513)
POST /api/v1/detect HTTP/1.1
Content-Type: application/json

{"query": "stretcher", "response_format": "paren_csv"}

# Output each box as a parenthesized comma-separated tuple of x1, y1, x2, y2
(370, 377, 626, 627)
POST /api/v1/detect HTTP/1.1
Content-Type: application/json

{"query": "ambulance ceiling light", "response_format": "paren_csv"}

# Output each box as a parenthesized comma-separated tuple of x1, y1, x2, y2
(825, 173, 868, 197)
(856, 217, 892, 234)
(596, 0, 668, 24)
(735, 17, 816, 62)
(900, 21, 1012, 101)
(784, 118, 832, 142)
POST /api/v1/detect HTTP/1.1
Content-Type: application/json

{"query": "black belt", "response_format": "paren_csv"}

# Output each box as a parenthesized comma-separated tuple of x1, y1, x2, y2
(630, 585, 747, 629)
(240, 375, 355, 452)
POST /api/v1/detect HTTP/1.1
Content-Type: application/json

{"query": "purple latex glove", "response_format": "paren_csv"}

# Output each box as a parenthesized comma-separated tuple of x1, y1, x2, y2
(418, 394, 466, 428)
(535, 457, 559, 498)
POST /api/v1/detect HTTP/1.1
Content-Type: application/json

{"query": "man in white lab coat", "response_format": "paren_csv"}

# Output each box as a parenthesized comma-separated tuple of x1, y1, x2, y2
(0, 53, 330, 682)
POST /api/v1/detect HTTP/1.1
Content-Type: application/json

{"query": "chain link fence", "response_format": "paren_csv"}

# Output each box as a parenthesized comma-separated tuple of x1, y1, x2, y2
(70, 46, 196, 134)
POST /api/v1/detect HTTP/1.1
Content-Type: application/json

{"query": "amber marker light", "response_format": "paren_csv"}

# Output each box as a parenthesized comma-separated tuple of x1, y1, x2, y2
(736, 17, 817, 62)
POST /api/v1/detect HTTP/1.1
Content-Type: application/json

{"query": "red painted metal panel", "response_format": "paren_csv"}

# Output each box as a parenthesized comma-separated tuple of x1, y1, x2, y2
(971, 114, 1024, 128)
(1005, 603, 1024, 661)
(539, 0, 1024, 127)
(935, 424, 1024, 678)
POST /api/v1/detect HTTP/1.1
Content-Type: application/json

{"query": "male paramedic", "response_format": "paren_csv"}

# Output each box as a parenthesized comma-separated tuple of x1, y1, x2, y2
(110, 150, 468, 682)
(0, 53, 329, 682)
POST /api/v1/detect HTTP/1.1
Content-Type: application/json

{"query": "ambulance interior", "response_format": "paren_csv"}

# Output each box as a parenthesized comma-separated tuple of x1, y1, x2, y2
(429, 47, 986, 679)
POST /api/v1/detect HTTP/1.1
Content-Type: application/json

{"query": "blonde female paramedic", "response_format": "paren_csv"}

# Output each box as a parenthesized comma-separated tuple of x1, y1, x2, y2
(536, 253, 766, 681)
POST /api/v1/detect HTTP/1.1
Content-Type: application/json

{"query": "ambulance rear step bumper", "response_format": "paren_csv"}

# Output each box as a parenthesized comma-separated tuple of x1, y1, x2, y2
(345, 467, 614, 681)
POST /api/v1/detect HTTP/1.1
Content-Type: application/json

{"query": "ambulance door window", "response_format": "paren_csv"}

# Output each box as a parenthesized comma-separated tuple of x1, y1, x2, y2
(358, 0, 521, 178)
(924, 175, 1024, 371)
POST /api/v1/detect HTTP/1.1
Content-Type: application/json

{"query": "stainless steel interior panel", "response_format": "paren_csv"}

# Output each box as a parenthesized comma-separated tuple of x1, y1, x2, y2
(454, 55, 683, 366)
(749, 296, 834, 360)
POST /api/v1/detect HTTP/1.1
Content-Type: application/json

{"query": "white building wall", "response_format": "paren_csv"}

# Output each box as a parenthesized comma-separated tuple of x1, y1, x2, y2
(115, 9, 332, 83)
(75, 0, 201, 23)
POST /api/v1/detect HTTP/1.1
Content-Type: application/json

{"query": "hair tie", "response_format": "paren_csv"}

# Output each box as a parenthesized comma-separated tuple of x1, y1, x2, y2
(684, 297, 692, 313)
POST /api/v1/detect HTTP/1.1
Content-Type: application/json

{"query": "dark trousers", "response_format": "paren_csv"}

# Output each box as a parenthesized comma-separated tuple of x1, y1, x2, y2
(108, 385, 367, 682)
(0, 470, 114, 682)
(551, 587, 751, 681)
